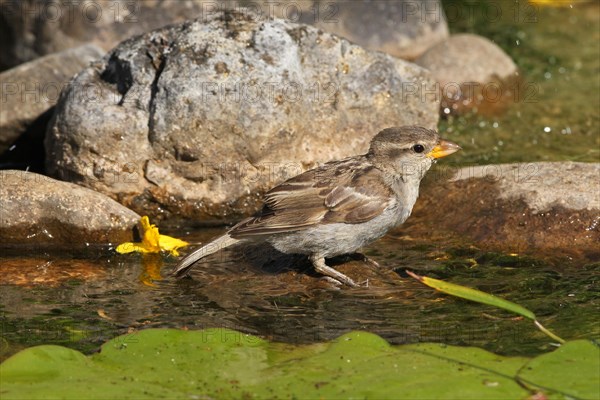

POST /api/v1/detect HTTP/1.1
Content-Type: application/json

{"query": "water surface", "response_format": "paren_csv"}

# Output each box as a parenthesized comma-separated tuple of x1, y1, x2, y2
(1, 2, 599, 360)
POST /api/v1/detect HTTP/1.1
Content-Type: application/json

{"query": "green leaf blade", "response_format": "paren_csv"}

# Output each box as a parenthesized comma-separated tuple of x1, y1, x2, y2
(406, 270, 536, 320)
(406, 271, 565, 344)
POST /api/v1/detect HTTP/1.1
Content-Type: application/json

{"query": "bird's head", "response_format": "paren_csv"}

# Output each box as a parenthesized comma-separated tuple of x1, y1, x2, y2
(367, 126, 461, 181)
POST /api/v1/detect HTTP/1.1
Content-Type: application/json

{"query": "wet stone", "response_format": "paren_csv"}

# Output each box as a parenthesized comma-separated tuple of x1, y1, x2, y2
(0, 170, 140, 247)
(0, 44, 104, 157)
(415, 34, 518, 115)
(402, 162, 600, 260)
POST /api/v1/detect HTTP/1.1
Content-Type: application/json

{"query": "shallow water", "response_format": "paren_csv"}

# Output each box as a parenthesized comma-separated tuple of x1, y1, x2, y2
(1, 227, 598, 360)
(441, 1, 599, 165)
(1, 2, 599, 360)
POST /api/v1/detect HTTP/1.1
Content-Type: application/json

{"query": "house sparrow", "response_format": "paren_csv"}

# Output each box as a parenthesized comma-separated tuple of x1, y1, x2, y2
(174, 126, 460, 286)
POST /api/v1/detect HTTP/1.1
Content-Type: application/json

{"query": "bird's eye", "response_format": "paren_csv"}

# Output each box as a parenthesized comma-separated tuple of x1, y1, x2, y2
(412, 144, 425, 153)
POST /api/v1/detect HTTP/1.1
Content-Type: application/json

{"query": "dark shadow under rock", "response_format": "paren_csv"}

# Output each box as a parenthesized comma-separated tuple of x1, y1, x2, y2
(0, 107, 52, 172)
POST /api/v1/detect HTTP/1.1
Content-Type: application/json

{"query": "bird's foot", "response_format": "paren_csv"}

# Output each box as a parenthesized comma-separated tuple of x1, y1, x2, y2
(362, 256, 380, 269)
(343, 253, 380, 269)
(311, 256, 358, 287)
(322, 277, 343, 288)
(349, 253, 380, 269)
(322, 276, 369, 288)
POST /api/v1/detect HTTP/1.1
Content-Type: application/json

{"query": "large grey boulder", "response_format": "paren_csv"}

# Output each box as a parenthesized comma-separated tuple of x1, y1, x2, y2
(305, 0, 449, 60)
(403, 162, 600, 258)
(0, 44, 104, 155)
(0, 0, 210, 71)
(1, 0, 447, 71)
(46, 9, 440, 221)
(0, 170, 140, 246)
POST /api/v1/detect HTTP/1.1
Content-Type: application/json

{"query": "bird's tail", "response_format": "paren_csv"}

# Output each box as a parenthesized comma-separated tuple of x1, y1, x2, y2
(173, 234, 239, 278)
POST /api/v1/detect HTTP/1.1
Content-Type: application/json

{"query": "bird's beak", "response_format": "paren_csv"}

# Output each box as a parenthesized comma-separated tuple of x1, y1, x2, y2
(427, 139, 462, 159)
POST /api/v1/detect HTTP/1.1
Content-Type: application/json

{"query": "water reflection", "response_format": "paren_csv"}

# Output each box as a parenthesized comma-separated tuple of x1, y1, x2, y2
(1, 1, 599, 363)
(1, 228, 598, 362)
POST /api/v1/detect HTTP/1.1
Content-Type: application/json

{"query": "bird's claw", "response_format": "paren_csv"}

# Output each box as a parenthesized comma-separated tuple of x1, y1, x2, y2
(322, 277, 343, 288)
(363, 257, 380, 269)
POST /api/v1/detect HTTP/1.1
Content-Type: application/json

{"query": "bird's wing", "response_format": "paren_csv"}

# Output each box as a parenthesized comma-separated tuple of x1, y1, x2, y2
(229, 159, 393, 237)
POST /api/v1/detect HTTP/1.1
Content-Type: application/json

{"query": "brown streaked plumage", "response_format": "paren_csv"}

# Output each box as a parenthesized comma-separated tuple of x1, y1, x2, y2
(174, 126, 460, 286)
(229, 162, 392, 235)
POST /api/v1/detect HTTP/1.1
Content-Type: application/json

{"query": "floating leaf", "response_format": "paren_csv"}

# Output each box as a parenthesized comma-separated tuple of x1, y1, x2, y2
(406, 270, 565, 344)
(1, 329, 596, 399)
(517, 340, 600, 398)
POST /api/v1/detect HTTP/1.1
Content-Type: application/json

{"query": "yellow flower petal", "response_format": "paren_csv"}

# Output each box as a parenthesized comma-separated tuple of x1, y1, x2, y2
(116, 242, 153, 254)
(158, 235, 189, 256)
(116, 216, 189, 255)
(528, 0, 576, 6)
(140, 216, 151, 230)
(140, 216, 160, 251)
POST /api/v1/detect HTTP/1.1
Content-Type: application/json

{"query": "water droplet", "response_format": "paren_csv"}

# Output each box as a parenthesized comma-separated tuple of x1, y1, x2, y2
(443, 107, 450, 114)
(492, 122, 499, 128)
(544, 72, 552, 79)
(544, 127, 551, 133)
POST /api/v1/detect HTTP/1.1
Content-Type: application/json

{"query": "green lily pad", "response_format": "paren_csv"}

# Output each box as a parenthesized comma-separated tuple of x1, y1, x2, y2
(517, 340, 600, 399)
(1, 329, 597, 399)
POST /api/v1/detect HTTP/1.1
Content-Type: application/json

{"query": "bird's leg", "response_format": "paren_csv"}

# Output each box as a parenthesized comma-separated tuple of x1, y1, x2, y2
(350, 252, 380, 269)
(362, 255, 380, 269)
(310, 256, 358, 287)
